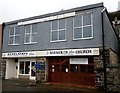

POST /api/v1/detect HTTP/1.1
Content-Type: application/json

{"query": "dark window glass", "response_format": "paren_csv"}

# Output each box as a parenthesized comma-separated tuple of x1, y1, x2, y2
(62, 65, 68, 72)
(59, 30, 65, 40)
(52, 31, 58, 41)
(52, 20, 58, 30)
(80, 65, 86, 73)
(83, 13, 91, 25)
(20, 61, 24, 74)
(25, 61, 30, 74)
(70, 64, 78, 72)
(87, 65, 94, 74)
(83, 26, 92, 38)
(59, 19, 65, 29)
(55, 65, 60, 72)
(74, 28, 82, 39)
(74, 15, 82, 27)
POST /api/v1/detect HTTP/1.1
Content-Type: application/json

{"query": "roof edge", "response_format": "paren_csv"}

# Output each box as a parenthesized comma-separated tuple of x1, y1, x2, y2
(4, 2, 104, 25)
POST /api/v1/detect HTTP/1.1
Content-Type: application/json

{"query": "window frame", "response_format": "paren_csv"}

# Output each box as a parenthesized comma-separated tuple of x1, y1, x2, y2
(19, 61, 30, 75)
(50, 19, 66, 42)
(8, 26, 20, 45)
(73, 12, 93, 40)
(24, 24, 37, 44)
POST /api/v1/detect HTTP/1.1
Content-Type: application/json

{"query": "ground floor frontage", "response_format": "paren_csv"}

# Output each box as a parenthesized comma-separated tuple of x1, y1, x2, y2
(2, 48, 120, 90)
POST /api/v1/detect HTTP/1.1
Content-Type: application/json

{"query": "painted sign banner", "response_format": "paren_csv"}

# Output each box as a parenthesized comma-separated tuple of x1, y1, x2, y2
(2, 51, 36, 58)
(2, 48, 99, 58)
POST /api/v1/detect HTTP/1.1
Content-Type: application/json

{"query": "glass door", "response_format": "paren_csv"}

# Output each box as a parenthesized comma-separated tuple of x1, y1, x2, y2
(30, 62, 36, 80)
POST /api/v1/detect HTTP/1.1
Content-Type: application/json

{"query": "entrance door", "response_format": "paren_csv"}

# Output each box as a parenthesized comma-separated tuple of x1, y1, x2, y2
(30, 62, 36, 80)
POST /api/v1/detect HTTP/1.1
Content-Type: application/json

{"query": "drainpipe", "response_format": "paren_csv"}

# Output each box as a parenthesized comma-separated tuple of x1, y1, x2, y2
(1, 23, 5, 52)
(101, 8, 107, 90)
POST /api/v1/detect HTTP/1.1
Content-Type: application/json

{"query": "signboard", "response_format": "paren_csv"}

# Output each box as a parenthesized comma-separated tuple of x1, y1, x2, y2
(2, 48, 99, 58)
(70, 58, 88, 64)
(2, 51, 36, 58)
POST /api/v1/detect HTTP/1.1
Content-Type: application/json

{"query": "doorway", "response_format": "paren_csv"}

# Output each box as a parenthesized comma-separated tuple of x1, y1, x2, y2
(30, 62, 36, 80)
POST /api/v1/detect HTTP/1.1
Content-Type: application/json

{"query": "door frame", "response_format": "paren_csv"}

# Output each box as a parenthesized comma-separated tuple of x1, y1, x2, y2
(30, 61, 36, 80)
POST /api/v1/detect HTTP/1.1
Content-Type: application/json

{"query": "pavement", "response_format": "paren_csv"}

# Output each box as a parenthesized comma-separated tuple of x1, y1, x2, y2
(1, 79, 106, 92)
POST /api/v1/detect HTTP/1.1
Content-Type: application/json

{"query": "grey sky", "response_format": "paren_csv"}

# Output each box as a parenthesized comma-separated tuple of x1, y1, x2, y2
(0, 0, 120, 24)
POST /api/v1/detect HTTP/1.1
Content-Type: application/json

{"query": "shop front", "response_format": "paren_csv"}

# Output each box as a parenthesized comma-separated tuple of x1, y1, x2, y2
(2, 48, 99, 85)
(48, 56, 95, 86)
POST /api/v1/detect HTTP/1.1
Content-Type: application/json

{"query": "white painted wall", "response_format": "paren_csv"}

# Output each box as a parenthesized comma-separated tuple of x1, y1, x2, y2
(5, 59, 16, 79)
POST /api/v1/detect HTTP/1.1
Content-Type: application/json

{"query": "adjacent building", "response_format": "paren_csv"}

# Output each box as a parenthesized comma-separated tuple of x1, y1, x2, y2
(2, 3, 119, 88)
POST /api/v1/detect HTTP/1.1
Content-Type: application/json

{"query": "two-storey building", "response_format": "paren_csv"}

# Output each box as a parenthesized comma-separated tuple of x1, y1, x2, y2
(2, 3, 119, 87)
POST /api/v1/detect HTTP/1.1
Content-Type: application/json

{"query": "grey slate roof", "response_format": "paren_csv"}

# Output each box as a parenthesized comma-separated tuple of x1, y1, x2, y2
(4, 2, 104, 25)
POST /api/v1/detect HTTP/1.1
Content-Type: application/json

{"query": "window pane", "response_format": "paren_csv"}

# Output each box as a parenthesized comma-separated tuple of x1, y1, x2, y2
(9, 37, 14, 44)
(87, 65, 94, 74)
(52, 20, 58, 30)
(74, 28, 82, 39)
(9, 27, 14, 35)
(32, 24, 37, 33)
(20, 62, 24, 74)
(25, 25, 31, 33)
(15, 27, 20, 35)
(70, 64, 78, 72)
(31, 33, 37, 42)
(59, 30, 65, 40)
(83, 14, 91, 25)
(83, 26, 92, 38)
(55, 65, 59, 72)
(25, 61, 30, 74)
(59, 19, 65, 29)
(15, 36, 19, 44)
(74, 15, 82, 27)
(52, 31, 58, 41)
(62, 65, 68, 72)
(80, 65, 86, 73)
(25, 34, 30, 43)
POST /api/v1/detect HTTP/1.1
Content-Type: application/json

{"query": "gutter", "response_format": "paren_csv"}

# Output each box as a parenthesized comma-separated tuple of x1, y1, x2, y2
(101, 8, 107, 90)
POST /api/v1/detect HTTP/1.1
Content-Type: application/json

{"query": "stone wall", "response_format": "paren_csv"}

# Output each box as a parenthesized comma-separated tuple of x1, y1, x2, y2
(1, 59, 6, 79)
(94, 49, 104, 88)
(94, 48, 120, 92)
(106, 64, 120, 92)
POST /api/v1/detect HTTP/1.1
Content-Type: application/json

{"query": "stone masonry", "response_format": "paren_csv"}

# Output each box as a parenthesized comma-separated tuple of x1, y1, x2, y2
(94, 48, 120, 92)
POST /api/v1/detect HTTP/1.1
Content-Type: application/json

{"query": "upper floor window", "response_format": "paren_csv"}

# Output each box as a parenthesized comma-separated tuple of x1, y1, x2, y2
(8, 26, 20, 45)
(73, 13, 93, 40)
(50, 19, 66, 42)
(24, 24, 37, 44)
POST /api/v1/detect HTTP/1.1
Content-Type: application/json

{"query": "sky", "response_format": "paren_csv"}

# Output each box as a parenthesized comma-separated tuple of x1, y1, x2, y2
(0, 0, 120, 24)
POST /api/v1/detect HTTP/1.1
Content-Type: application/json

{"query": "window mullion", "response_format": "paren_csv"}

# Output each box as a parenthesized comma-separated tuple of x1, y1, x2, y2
(24, 62, 25, 74)
(30, 25, 32, 43)
(13, 27, 16, 44)
(58, 20, 59, 41)
(82, 15, 83, 38)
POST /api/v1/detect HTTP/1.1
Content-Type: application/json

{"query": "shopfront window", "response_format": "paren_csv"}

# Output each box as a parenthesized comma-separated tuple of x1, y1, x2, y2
(80, 65, 86, 73)
(19, 61, 30, 74)
(70, 64, 78, 72)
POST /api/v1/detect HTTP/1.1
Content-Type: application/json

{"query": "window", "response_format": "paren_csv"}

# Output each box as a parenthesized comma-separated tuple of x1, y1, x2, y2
(50, 19, 66, 42)
(80, 65, 86, 73)
(50, 64, 60, 72)
(19, 61, 30, 74)
(70, 64, 78, 72)
(62, 64, 69, 72)
(87, 65, 94, 74)
(73, 13, 93, 40)
(24, 24, 37, 44)
(8, 26, 20, 45)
